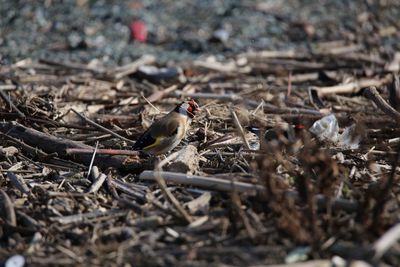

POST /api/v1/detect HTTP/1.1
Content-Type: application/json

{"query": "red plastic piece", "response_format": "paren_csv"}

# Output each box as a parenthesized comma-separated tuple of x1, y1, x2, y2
(130, 20, 147, 43)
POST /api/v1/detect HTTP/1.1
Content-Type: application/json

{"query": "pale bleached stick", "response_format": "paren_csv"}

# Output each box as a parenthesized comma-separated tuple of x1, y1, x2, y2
(140, 170, 265, 194)
(111, 54, 156, 80)
(87, 166, 107, 194)
(66, 148, 140, 156)
(231, 109, 251, 150)
(50, 209, 128, 225)
(373, 222, 400, 260)
(313, 78, 386, 96)
(363, 86, 400, 123)
(154, 150, 193, 224)
(139, 171, 360, 213)
(171, 91, 243, 102)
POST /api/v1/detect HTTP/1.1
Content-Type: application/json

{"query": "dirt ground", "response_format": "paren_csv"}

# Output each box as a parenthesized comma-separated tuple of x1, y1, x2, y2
(1, 0, 400, 266)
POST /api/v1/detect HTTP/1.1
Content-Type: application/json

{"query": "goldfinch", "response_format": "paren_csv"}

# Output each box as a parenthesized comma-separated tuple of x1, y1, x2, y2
(132, 99, 200, 155)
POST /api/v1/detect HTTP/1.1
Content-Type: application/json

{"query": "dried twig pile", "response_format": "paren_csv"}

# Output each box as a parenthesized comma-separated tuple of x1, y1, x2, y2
(1, 44, 400, 266)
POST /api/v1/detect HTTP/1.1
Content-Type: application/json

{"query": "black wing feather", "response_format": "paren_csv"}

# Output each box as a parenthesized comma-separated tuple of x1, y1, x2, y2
(132, 128, 156, 150)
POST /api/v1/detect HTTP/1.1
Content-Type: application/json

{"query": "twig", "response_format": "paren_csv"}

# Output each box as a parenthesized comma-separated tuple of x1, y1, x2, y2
(88, 169, 108, 193)
(372, 143, 400, 227)
(146, 84, 178, 103)
(0, 89, 25, 118)
(246, 100, 323, 116)
(141, 93, 162, 114)
(0, 121, 125, 169)
(373, 222, 400, 260)
(0, 189, 17, 226)
(139, 171, 359, 212)
(363, 86, 400, 123)
(86, 141, 99, 179)
(50, 209, 128, 225)
(314, 78, 386, 96)
(140, 170, 265, 194)
(38, 58, 104, 73)
(171, 91, 243, 102)
(70, 108, 135, 145)
(66, 148, 140, 156)
(231, 109, 251, 150)
(154, 150, 193, 224)
(0, 84, 17, 91)
(111, 54, 156, 80)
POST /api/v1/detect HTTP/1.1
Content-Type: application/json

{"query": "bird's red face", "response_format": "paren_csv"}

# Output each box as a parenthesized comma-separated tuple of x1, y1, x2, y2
(186, 99, 199, 118)
(176, 98, 200, 118)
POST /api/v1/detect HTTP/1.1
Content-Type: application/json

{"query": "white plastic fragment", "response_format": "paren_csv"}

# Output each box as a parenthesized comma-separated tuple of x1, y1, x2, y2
(339, 124, 361, 149)
(309, 114, 361, 149)
(309, 114, 339, 142)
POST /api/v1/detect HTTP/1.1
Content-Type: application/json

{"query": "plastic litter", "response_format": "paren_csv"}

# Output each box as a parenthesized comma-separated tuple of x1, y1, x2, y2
(309, 114, 339, 142)
(130, 20, 147, 43)
(310, 114, 361, 149)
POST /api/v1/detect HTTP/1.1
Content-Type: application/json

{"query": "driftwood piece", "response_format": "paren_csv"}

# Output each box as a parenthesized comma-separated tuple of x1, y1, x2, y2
(166, 145, 199, 174)
(87, 167, 107, 193)
(140, 170, 266, 194)
(363, 86, 400, 123)
(0, 121, 124, 169)
(0, 89, 25, 118)
(313, 78, 386, 96)
(50, 208, 128, 225)
(373, 222, 400, 260)
(185, 192, 211, 214)
(139, 171, 359, 212)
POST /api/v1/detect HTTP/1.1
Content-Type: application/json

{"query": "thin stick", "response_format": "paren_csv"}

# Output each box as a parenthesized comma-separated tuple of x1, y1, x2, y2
(88, 172, 107, 193)
(314, 78, 386, 96)
(66, 148, 140, 156)
(363, 86, 400, 123)
(0, 189, 17, 226)
(86, 141, 99, 179)
(153, 151, 193, 224)
(139, 171, 359, 212)
(172, 91, 243, 102)
(140, 170, 265, 194)
(373, 222, 400, 260)
(111, 54, 155, 80)
(70, 109, 135, 145)
(0, 89, 25, 118)
(231, 109, 251, 150)
(141, 93, 162, 114)
(50, 209, 128, 225)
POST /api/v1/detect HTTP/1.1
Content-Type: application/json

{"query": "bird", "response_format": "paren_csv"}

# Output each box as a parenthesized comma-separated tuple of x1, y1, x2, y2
(132, 99, 200, 155)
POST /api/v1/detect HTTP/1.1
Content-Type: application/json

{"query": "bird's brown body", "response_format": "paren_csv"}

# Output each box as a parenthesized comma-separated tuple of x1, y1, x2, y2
(132, 99, 199, 155)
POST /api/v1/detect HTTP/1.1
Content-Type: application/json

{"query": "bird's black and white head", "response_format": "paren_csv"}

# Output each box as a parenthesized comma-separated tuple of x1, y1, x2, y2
(174, 98, 200, 119)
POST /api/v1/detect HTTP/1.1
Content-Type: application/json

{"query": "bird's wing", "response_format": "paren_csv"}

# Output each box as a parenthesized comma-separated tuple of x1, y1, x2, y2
(132, 115, 180, 150)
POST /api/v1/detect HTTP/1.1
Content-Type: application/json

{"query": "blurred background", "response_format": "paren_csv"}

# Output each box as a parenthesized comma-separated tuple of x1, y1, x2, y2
(0, 0, 399, 65)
